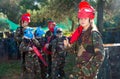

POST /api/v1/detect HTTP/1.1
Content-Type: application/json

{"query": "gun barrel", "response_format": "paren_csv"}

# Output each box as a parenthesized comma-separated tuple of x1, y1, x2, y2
(32, 45, 48, 66)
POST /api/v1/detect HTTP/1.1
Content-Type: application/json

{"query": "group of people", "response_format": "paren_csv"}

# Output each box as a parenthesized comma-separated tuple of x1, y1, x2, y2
(14, 1, 105, 79)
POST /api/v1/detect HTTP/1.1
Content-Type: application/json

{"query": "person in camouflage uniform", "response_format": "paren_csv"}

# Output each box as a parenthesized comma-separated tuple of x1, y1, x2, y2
(34, 27, 47, 79)
(14, 13, 31, 78)
(44, 20, 58, 78)
(19, 27, 41, 79)
(49, 28, 67, 79)
(64, 1, 105, 79)
(14, 13, 31, 45)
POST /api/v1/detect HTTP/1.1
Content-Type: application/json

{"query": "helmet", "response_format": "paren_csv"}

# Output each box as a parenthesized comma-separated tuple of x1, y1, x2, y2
(56, 28, 63, 38)
(48, 20, 56, 32)
(21, 13, 31, 23)
(34, 27, 45, 37)
(78, 1, 95, 19)
(56, 28, 63, 34)
(78, 1, 90, 9)
(23, 27, 34, 39)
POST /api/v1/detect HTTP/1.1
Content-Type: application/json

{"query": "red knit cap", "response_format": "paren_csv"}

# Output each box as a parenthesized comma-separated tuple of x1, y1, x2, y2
(21, 13, 31, 23)
(78, 1, 95, 19)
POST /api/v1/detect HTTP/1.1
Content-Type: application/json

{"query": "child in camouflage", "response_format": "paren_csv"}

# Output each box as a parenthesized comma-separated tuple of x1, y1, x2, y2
(19, 27, 41, 79)
(49, 28, 67, 79)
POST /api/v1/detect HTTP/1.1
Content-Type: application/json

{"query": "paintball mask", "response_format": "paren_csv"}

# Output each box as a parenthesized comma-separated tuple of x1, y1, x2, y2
(23, 27, 34, 43)
(56, 28, 63, 38)
(34, 27, 45, 38)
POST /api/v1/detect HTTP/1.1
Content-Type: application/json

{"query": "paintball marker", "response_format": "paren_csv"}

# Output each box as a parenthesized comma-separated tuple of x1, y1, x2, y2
(32, 42, 48, 67)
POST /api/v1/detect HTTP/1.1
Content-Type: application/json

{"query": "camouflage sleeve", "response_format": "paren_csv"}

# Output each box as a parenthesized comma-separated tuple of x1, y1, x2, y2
(32, 38, 41, 47)
(19, 41, 30, 53)
(62, 36, 76, 53)
(64, 44, 78, 54)
(14, 27, 22, 43)
(92, 31, 105, 61)
(45, 31, 52, 38)
(49, 39, 57, 53)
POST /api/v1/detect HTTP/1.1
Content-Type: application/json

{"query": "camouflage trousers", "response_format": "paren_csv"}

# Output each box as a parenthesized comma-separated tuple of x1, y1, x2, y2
(39, 54, 47, 79)
(69, 55, 103, 79)
(52, 52, 66, 79)
(21, 52, 41, 79)
(46, 54, 52, 78)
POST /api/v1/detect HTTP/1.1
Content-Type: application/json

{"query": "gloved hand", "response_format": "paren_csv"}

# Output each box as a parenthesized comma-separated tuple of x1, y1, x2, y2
(28, 47, 33, 51)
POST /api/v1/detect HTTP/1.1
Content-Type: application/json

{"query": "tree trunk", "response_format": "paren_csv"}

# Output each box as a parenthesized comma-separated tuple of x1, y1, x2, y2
(97, 0, 105, 33)
(70, 18, 75, 31)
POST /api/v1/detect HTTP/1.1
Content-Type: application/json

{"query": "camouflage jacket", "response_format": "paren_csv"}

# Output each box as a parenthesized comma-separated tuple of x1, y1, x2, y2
(77, 27, 105, 62)
(19, 38, 40, 53)
(45, 30, 56, 43)
(35, 37, 46, 50)
(14, 26, 24, 45)
(49, 36, 67, 55)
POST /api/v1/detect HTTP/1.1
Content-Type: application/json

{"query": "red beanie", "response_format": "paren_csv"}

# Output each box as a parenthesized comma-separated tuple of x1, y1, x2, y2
(21, 13, 31, 23)
(78, 1, 90, 9)
(78, 1, 95, 19)
(48, 21, 56, 32)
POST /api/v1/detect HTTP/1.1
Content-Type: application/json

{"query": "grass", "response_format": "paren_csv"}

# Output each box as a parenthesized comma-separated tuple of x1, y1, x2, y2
(0, 53, 112, 79)
(65, 53, 76, 77)
(0, 53, 76, 79)
(0, 60, 21, 79)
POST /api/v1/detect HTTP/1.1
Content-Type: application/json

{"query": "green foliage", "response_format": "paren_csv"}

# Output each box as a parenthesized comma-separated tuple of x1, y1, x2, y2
(20, 0, 39, 10)
(103, 0, 120, 29)
(104, 14, 120, 29)
(0, 0, 120, 31)
(0, 20, 9, 31)
(0, 0, 21, 23)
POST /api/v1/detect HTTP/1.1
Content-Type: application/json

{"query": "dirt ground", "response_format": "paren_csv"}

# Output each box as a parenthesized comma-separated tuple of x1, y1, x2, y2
(0, 60, 21, 79)
(1, 75, 20, 79)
